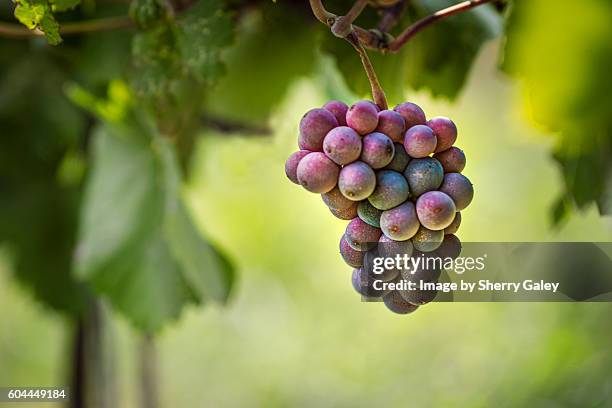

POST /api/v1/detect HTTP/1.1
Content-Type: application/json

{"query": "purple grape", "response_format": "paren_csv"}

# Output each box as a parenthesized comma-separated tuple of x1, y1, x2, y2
(376, 109, 405, 142)
(378, 234, 413, 258)
(360, 132, 395, 169)
(338, 161, 376, 201)
(433, 146, 466, 173)
(357, 200, 382, 228)
(345, 217, 382, 251)
(285, 150, 311, 184)
(398, 286, 438, 306)
(384, 143, 411, 172)
(403, 158, 444, 198)
(340, 234, 364, 268)
(415, 191, 456, 231)
(346, 101, 379, 135)
(400, 253, 441, 283)
(427, 117, 457, 153)
(322, 186, 354, 210)
(380, 202, 420, 241)
(323, 100, 348, 126)
(439, 173, 474, 211)
(368, 170, 409, 210)
(411, 226, 444, 252)
(393, 102, 426, 129)
(329, 202, 358, 220)
(298, 108, 338, 151)
(322, 126, 362, 165)
(444, 212, 461, 235)
(435, 234, 462, 260)
(352, 268, 385, 298)
(296, 152, 339, 193)
(383, 290, 419, 314)
(403, 125, 437, 158)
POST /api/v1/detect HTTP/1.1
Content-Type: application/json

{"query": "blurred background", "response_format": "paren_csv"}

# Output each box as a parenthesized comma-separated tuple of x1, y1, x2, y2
(1, 0, 612, 407)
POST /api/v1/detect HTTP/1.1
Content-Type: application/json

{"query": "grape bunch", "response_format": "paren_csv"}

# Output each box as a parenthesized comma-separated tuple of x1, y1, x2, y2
(285, 100, 473, 315)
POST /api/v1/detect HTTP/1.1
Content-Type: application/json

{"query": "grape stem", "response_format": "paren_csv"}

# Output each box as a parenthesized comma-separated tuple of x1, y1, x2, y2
(388, 0, 493, 52)
(346, 33, 388, 110)
(331, 0, 368, 38)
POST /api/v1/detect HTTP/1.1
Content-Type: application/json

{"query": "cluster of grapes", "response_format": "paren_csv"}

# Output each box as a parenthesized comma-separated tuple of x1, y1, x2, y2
(285, 100, 473, 314)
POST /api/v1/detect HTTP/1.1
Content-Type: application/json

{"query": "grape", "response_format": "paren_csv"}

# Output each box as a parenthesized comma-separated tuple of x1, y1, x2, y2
(340, 234, 364, 268)
(346, 101, 379, 134)
(323, 126, 362, 165)
(360, 132, 395, 169)
(298, 108, 338, 151)
(322, 186, 354, 210)
(433, 146, 466, 173)
(338, 161, 376, 201)
(411, 226, 444, 252)
(439, 173, 474, 211)
(323, 100, 349, 126)
(352, 268, 385, 298)
(296, 152, 339, 193)
(357, 200, 382, 228)
(393, 102, 426, 129)
(435, 234, 462, 260)
(285, 150, 310, 184)
(384, 143, 411, 172)
(444, 212, 461, 235)
(345, 217, 382, 251)
(403, 125, 437, 158)
(415, 191, 456, 231)
(380, 202, 420, 241)
(403, 158, 444, 198)
(368, 170, 409, 210)
(427, 117, 457, 153)
(383, 290, 419, 314)
(329, 202, 358, 220)
(378, 234, 413, 258)
(375, 109, 405, 142)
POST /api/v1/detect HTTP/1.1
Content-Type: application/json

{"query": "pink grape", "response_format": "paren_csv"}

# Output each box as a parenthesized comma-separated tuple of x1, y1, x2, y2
(329, 202, 358, 220)
(376, 109, 405, 142)
(340, 235, 364, 268)
(439, 173, 474, 211)
(393, 102, 426, 129)
(361, 132, 395, 169)
(323, 126, 362, 165)
(345, 217, 382, 251)
(427, 117, 457, 153)
(346, 101, 379, 135)
(380, 202, 420, 241)
(285, 150, 310, 184)
(415, 191, 456, 231)
(323, 100, 349, 126)
(404, 125, 437, 158)
(322, 186, 354, 210)
(433, 146, 466, 173)
(298, 108, 338, 151)
(296, 152, 339, 193)
(338, 161, 376, 201)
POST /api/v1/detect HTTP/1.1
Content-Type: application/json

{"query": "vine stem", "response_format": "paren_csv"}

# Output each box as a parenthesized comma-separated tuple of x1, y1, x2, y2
(331, 0, 368, 38)
(0, 16, 133, 38)
(388, 0, 493, 51)
(346, 33, 388, 110)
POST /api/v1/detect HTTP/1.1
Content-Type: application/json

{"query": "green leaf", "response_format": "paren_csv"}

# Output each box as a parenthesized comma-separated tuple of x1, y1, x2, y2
(205, 5, 319, 122)
(14, 0, 61, 45)
(323, 0, 501, 102)
(75, 119, 234, 331)
(503, 0, 612, 216)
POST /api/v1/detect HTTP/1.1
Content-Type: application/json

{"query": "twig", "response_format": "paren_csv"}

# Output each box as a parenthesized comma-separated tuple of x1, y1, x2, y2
(331, 0, 368, 38)
(388, 0, 492, 52)
(346, 33, 387, 110)
(0, 16, 133, 39)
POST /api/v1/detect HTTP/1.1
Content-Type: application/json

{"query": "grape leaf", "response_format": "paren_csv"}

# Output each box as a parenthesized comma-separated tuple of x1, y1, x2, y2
(205, 4, 319, 122)
(13, 0, 61, 45)
(74, 118, 234, 332)
(503, 0, 612, 219)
